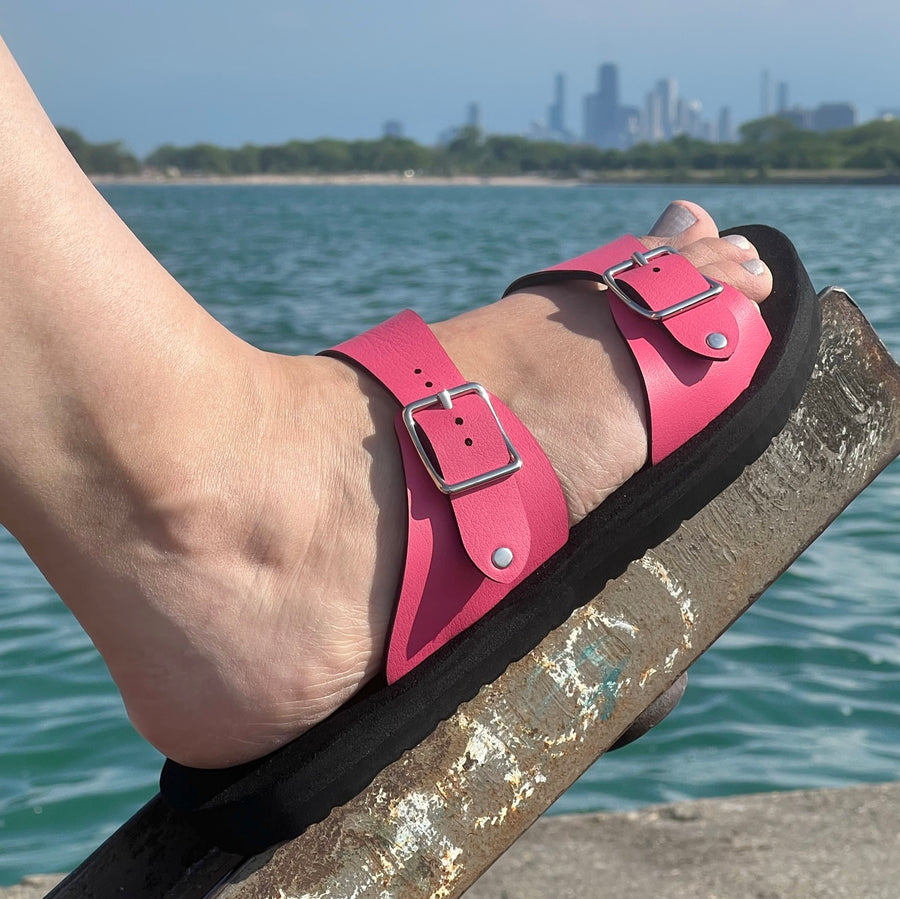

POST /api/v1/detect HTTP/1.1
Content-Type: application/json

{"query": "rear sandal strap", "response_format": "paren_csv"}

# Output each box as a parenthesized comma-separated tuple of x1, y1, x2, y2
(324, 310, 569, 682)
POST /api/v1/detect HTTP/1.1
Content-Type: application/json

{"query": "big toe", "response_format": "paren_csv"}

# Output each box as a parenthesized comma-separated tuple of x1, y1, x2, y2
(642, 201, 774, 304)
(647, 199, 719, 245)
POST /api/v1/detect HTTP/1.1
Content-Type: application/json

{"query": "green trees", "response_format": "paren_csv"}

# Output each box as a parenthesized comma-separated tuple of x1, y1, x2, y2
(837, 119, 900, 168)
(57, 127, 141, 175)
(145, 142, 233, 174)
(143, 135, 431, 175)
(60, 118, 900, 180)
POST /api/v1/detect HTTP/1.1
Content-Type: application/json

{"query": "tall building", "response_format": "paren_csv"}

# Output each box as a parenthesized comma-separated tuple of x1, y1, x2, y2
(584, 62, 633, 149)
(812, 103, 857, 131)
(437, 104, 484, 146)
(639, 78, 679, 141)
(681, 99, 704, 138)
(779, 102, 857, 132)
(598, 64, 619, 124)
(717, 106, 733, 143)
(644, 90, 664, 142)
(780, 107, 813, 130)
(777, 81, 789, 114)
(382, 120, 404, 139)
(655, 78, 678, 139)
(547, 73, 566, 135)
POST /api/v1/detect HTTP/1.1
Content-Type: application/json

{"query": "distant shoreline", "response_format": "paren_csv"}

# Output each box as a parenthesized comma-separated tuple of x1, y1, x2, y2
(91, 172, 581, 187)
(91, 169, 900, 188)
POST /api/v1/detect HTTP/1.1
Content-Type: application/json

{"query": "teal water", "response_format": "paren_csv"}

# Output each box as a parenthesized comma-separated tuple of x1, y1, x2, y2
(1, 184, 898, 882)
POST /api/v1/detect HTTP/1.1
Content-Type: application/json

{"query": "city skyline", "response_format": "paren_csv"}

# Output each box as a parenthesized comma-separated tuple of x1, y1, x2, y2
(517, 65, 859, 151)
(530, 65, 734, 148)
(0, 1, 896, 155)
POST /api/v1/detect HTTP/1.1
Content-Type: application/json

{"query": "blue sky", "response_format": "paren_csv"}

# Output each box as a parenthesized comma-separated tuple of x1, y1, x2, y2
(2, 0, 897, 156)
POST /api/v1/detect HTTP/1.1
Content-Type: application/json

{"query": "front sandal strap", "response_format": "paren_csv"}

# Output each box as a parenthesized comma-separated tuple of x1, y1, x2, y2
(504, 235, 772, 464)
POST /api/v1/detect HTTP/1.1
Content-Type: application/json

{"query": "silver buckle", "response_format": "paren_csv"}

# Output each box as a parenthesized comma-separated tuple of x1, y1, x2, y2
(602, 245, 723, 321)
(402, 382, 522, 496)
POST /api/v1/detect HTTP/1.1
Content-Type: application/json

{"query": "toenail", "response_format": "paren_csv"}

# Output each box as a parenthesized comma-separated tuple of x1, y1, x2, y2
(649, 202, 697, 237)
(725, 234, 751, 250)
(742, 258, 767, 276)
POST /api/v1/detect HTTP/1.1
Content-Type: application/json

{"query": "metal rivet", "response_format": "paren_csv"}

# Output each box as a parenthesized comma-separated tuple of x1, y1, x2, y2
(706, 332, 728, 350)
(492, 547, 514, 569)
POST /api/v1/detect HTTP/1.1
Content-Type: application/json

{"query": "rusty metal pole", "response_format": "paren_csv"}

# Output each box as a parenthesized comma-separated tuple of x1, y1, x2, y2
(46, 289, 900, 899)
(207, 288, 900, 899)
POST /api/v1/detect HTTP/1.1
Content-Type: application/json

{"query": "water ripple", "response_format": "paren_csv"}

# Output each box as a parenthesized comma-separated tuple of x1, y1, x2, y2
(1, 183, 898, 882)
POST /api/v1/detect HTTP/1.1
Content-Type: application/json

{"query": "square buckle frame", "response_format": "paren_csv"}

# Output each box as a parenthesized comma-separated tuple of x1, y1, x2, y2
(602, 245, 724, 321)
(402, 382, 522, 495)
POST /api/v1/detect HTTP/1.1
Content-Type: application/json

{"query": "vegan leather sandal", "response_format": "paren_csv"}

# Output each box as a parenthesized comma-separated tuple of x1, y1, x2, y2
(160, 224, 820, 854)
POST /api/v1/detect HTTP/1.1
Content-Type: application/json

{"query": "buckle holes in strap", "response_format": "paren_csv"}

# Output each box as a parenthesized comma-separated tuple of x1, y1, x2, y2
(414, 368, 422, 374)
(455, 417, 463, 425)
(465, 438, 473, 446)
(402, 382, 522, 495)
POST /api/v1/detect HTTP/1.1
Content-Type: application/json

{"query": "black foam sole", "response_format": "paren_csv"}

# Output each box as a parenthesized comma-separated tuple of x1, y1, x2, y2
(160, 224, 821, 855)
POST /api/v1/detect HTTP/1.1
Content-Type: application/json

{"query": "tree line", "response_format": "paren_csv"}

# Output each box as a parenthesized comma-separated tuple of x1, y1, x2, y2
(58, 118, 900, 179)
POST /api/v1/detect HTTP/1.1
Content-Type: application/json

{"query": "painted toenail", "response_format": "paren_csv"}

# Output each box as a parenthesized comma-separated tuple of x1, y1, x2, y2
(725, 234, 752, 250)
(742, 258, 767, 276)
(649, 203, 697, 237)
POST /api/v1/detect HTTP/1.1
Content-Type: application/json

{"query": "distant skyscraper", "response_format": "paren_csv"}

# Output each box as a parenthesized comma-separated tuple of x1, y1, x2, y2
(548, 73, 566, 135)
(383, 120, 404, 139)
(620, 105, 641, 145)
(777, 81, 789, 114)
(583, 66, 604, 145)
(437, 104, 484, 146)
(812, 103, 857, 131)
(585, 62, 630, 148)
(717, 106, 733, 143)
(599, 64, 619, 121)
(644, 90, 663, 142)
(682, 99, 703, 138)
(780, 107, 812, 129)
(655, 78, 678, 139)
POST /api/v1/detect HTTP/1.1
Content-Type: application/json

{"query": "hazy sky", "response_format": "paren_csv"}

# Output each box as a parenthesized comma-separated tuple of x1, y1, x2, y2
(2, 0, 897, 156)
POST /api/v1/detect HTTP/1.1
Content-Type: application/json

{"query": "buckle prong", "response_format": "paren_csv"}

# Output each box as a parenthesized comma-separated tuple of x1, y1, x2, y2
(402, 382, 522, 496)
(602, 245, 724, 321)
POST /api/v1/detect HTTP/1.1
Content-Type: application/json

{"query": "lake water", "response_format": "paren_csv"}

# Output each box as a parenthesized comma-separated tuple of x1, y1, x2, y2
(1, 183, 898, 883)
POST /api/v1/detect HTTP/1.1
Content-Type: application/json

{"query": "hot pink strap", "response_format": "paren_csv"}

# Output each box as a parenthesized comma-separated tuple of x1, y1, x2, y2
(326, 311, 569, 682)
(505, 235, 772, 463)
(326, 235, 771, 681)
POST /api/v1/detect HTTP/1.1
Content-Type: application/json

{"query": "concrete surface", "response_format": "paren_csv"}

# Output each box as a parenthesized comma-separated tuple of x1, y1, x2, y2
(465, 782, 900, 899)
(7, 782, 899, 899)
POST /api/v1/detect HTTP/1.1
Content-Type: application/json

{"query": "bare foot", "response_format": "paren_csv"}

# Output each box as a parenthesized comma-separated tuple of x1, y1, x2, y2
(31, 201, 774, 768)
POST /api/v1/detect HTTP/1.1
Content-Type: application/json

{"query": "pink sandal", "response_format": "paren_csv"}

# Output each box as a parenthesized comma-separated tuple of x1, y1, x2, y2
(161, 224, 820, 853)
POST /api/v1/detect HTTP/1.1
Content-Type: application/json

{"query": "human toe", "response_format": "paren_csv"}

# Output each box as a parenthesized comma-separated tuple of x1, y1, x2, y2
(643, 201, 774, 304)
(701, 251, 773, 303)
(645, 199, 719, 246)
